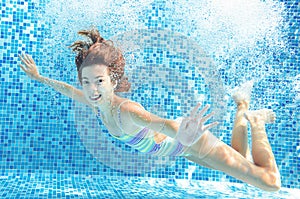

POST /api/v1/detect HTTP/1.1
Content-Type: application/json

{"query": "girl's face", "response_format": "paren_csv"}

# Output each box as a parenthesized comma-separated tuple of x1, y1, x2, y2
(81, 64, 115, 106)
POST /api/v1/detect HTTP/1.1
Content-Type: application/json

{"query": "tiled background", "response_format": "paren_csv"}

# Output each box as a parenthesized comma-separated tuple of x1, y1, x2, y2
(0, 0, 299, 190)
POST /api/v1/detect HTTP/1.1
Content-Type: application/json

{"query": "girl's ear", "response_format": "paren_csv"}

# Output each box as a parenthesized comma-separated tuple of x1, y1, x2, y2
(113, 80, 118, 89)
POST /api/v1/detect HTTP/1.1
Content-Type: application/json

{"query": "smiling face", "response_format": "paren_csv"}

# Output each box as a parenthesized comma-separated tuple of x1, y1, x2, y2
(81, 64, 116, 106)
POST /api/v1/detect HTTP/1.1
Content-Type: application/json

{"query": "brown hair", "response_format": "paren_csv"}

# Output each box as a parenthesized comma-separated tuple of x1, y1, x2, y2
(69, 28, 131, 92)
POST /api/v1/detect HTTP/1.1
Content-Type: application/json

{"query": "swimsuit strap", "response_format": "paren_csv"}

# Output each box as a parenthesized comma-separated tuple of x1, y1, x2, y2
(117, 100, 145, 129)
(117, 100, 131, 129)
(95, 101, 130, 133)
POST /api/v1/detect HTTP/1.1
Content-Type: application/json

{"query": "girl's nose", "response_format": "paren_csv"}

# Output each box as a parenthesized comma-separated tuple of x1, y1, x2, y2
(89, 84, 99, 94)
(90, 83, 98, 91)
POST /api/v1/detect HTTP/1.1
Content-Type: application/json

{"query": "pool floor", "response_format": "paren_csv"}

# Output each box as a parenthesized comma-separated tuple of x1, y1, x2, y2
(0, 173, 298, 198)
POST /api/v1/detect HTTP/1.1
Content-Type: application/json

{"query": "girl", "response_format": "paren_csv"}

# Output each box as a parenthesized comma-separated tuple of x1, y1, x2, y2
(19, 28, 281, 191)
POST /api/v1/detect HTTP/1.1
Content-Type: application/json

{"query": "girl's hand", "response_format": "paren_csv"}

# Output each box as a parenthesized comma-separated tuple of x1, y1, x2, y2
(19, 53, 41, 81)
(176, 103, 219, 146)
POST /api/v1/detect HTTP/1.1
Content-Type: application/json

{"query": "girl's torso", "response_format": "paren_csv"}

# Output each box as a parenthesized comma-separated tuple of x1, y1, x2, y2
(95, 98, 187, 156)
(97, 98, 166, 142)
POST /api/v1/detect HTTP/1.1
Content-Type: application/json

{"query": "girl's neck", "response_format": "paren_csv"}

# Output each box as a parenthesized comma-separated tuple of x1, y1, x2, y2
(96, 94, 119, 116)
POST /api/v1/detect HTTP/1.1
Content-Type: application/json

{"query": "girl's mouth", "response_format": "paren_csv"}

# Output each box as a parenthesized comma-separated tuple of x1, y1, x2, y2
(89, 94, 102, 101)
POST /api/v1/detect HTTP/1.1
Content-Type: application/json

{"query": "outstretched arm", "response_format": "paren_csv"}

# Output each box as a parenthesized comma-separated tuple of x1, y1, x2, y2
(120, 101, 218, 142)
(19, 53, 89, 105)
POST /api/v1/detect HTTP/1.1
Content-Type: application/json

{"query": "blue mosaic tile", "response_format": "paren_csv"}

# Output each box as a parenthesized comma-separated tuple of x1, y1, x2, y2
(0, 173, 298, 199)
(0, 0, 299, 196)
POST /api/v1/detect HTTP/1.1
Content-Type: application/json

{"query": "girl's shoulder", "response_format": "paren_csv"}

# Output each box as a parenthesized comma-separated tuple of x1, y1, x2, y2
(115, 98, 146, 132)
(117, 98, 144, 113)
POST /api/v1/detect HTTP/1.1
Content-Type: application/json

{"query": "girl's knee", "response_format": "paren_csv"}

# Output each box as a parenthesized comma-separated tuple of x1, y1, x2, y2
(260, 169, 281, 192)
(191, 131, 220, 159)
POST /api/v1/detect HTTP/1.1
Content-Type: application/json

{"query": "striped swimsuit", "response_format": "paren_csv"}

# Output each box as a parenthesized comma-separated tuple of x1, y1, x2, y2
(96, 101, 188, 156)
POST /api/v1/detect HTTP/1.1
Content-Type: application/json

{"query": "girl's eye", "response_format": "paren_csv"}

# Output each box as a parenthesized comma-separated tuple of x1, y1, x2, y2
(97, 79, 103, 84)
(82, 80, 89, 85)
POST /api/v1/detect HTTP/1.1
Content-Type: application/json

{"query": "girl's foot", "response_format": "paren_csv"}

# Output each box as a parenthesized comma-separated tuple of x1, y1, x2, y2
(232, 80, 254, 106)
(244, 109, 276, 124)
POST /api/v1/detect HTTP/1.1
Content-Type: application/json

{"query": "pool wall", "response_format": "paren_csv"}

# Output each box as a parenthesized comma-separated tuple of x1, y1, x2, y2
(0, 0, 299, 190)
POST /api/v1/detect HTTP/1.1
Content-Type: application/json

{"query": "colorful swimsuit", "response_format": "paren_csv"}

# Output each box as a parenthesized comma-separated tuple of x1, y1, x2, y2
(96, 101, 188, 157)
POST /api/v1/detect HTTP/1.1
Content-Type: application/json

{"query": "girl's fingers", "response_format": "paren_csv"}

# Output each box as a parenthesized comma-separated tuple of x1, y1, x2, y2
(18, 54, 26, 64)
(19, 54, 29, 65)
(19, 53, 35, 69)
(19, 64, 27, 72)
(21, 53, 27, 60)
(203, 121, 219, 131)
(199, 111, 214, 124)
(26, 54, 34, 64)
(24, 54, 31, 63)
(190, 103, 202, 118)
(196, 104, 210, 120)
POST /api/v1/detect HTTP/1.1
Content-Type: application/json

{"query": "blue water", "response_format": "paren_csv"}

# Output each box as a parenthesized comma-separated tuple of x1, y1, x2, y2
(0, 0, 299, 198)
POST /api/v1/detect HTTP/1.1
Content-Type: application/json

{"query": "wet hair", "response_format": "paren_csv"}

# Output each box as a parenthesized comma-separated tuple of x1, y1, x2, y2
(69, 28, 131, 92)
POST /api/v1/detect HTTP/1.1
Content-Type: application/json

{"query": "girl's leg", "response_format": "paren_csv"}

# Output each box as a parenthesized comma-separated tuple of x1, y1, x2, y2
(231, 100, 250, 158)
(244, 109, 277, 169)
(184, 81, 280, 191)
(184, 155, 216, 170)
(185, 107, 280, 191)
(231, 81, 253, 158)
(187, 129, 281, 191)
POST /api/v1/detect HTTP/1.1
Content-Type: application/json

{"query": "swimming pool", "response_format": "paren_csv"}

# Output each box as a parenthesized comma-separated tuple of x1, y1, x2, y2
(0, 0, 299, 198)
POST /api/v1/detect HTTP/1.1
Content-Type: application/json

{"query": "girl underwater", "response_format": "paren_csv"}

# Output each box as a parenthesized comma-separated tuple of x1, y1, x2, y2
(19, 28, 281, 192)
